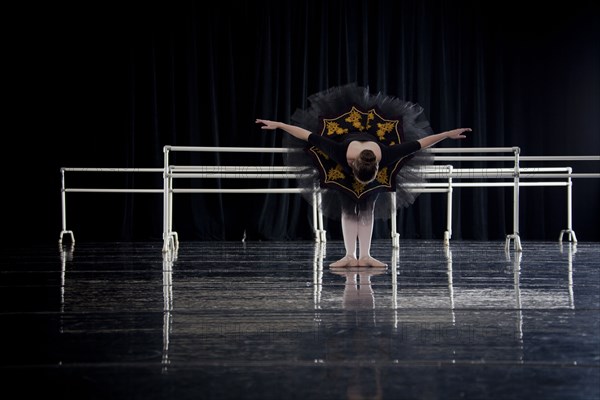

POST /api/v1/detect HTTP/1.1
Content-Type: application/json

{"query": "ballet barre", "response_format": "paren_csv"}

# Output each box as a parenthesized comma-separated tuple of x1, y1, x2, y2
(58, 147, 599, 254)
(58, 167, 164, 245)
(161, 146, 324, 252)
(402, 164, 599, 251)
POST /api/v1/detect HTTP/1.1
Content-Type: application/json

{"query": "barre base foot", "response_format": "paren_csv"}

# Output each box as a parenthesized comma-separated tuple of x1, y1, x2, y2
(443, 231, 452, 247)
(162, 232, 179, 253)
(391, 233, 400, 249)
(505, 234, 522, 252)
(59, 230, 75, 246)
(559, 229, 578, 243)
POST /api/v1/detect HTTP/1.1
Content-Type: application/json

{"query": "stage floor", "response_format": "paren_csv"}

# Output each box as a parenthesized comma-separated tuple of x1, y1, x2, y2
(1, 240, 599, 399)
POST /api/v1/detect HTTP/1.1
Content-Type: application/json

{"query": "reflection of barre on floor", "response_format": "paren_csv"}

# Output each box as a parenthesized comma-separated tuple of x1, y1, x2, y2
(58, 146, 599, 253)
(311, 243, 577, 316)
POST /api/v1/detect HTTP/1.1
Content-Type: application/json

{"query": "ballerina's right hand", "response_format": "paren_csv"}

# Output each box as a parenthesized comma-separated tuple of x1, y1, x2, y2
(255, 119, 279, 130)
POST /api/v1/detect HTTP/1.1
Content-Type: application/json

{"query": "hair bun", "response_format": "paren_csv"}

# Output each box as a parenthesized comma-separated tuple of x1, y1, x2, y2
(360, 149, 376, 163)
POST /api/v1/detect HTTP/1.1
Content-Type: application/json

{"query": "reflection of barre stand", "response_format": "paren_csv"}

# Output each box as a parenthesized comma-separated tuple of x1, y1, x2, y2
(59, 244, 74, 325)
(510, 251, 524, 343)
(505, 250, 525, 362)
(312, 243, 325, 308)
(391, 248, 398, 328)
(446, 246, 455, 325)
(560, 242, 577, 309)
(162, 251, 175, 373)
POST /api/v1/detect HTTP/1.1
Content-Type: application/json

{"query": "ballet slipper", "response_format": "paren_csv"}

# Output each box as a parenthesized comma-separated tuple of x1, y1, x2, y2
(358, 256, 387, 268)
(329, 255, 359, 268)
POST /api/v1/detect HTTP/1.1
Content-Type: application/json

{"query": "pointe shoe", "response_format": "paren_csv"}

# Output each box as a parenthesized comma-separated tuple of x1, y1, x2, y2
(329, 256, 358, 268)
(358, 256, 387, 268)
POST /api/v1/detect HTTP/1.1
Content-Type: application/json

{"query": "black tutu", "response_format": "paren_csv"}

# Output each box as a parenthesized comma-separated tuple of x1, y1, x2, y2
(284, 83, 434, 221)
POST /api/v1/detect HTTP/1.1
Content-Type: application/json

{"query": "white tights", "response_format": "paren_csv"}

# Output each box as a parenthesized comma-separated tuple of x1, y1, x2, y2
(340, 202, 375, 260)
(331, 200, 386, 267)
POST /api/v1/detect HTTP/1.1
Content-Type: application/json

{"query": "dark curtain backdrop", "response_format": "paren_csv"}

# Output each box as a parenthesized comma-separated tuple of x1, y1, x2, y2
(5, 0, 599, 244)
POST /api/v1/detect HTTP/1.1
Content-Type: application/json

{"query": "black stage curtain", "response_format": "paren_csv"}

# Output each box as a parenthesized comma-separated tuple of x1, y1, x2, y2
(6, 0, 599, 244)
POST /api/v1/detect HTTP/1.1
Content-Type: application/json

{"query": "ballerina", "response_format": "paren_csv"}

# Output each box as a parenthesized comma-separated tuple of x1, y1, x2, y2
(256, 111, 469, 267)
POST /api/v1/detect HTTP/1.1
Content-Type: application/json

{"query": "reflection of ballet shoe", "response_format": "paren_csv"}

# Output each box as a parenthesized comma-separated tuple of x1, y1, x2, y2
(359, 269, 387, 277)
(358, 256, 387, 268)
(330, 267, 387, 277)
(329, 256, 358, 268)
(329, 267, 353, 276)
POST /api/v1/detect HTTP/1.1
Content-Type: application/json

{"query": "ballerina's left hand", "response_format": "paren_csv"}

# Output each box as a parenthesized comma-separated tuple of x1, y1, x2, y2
(446, 128, 471, 139)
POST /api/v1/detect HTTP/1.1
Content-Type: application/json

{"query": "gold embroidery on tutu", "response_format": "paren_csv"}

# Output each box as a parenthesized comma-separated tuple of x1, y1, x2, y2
(376, 167, 389, 185)
(352, 180, 366, 195)
(376, 122, 395, 140)
(325, 121, 348, 136)
(327, 165, 345, 181)
(315, 148, 329, 159)
(344, 109, 366, 131)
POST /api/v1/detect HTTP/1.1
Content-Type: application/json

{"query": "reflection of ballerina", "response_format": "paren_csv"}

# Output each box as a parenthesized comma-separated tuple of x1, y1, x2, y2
(257, 84, 470, 268)
(346, 369, 382, 400)
(331, 268, 386, 310)
(330, 268, 386, 400)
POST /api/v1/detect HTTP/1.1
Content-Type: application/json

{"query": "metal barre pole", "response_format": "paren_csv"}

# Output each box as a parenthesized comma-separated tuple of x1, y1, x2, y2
(163, 148, 170, 252)
(65, 189, 164, 193)
(61, 168, 164, 172)
(424, 173, 600, 179)
(58, 170, 75, 245)
(61, 170, 66, 232)
(406, 189, 451, 193)
(163, 146, 597, 155)
(408, 182, 571, 188)
(172, 188, 308, 194)
(513, 148, 522, 251)
(450, 167, 571, 173)
(446, 166, 453, 244)
(164, 146, 599, 158)
(58, 182, 571, 193)
(433, 156, 600, 162)
(520, 156, 600, 161)
(434, 156, 519, 161)
(169, 173, 314, 179)
(171, 166, 306, 172)
(519, 173, 600, 179)
(166, 146, 301, 153)
(425, 147, 518, 153)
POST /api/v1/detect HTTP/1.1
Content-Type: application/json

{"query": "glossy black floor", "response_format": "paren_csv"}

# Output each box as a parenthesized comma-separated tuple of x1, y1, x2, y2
(1, 239, 598, 399)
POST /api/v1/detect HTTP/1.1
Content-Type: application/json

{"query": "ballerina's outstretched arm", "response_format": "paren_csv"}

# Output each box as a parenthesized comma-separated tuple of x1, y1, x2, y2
(418, 128, 471, 149)
(256, 119, 312, 142)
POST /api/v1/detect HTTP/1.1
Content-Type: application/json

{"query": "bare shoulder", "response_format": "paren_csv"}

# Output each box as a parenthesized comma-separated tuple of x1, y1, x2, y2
(347, 141, 382, 160)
